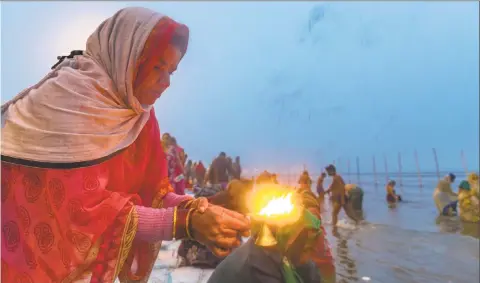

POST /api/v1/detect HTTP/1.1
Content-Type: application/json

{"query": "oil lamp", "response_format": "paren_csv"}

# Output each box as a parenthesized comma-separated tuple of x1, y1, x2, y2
(249, 185, 302, 247)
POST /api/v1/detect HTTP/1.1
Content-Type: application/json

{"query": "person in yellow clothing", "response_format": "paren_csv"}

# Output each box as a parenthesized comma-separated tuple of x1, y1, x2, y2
(458, 180, 479, 223)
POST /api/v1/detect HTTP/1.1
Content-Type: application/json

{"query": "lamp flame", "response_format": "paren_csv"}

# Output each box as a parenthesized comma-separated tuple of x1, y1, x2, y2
(258, 193, 295, 217)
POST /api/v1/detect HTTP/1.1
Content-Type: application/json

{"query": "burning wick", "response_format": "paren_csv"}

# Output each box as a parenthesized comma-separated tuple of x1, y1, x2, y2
(258, 193, 295, 217)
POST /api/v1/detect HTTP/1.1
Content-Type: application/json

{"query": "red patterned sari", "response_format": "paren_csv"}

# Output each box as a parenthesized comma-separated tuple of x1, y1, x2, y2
(1, 109, 173, 283)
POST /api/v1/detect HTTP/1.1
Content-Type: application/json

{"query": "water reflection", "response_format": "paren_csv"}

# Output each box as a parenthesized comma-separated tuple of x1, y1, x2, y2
(435, 215, 480, 239)
(331, 228, 359, 283)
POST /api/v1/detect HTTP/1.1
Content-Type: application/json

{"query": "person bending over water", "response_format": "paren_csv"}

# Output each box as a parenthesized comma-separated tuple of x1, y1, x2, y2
(433, 173, 458, 216)
(385, 180, 402, 206)
(345, 184, 364, 218)
(325, 165, 359, 226)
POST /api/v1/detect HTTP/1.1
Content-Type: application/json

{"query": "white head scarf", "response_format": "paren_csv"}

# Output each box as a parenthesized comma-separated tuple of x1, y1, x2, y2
(1, 7, 177, 164)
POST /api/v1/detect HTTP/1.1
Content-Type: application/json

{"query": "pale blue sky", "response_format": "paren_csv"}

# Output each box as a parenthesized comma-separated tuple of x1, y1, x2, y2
(1, 1, 478, 173)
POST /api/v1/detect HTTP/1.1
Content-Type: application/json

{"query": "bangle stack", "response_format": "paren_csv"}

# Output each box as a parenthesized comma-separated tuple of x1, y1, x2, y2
(186, 209, 194, 239)
(173, 207, 178, 239)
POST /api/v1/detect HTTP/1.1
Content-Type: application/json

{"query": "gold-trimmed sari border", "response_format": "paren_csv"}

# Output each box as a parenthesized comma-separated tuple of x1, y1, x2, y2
(113, 206, 139, 279)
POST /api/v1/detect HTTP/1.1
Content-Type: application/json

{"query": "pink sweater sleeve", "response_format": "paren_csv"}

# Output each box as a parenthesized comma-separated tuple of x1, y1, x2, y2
(162, 192, 192, 208)
(134, 205, 174, 242)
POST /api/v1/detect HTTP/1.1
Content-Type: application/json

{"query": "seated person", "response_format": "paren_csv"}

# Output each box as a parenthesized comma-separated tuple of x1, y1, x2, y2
(386, 180, 402, 206)
(458, 180, 479, 223)
(208, 184, 336, 283)
(177, 179, 254, 267)
(433, 174, 458, 216)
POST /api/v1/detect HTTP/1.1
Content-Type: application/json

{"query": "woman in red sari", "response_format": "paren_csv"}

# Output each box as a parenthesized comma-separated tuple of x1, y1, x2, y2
(1, 7, 249, 283)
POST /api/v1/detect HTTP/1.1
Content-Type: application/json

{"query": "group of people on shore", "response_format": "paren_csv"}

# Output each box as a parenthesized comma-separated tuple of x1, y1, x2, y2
(433, 172, 479, 222)
(161, 132, 242, 196)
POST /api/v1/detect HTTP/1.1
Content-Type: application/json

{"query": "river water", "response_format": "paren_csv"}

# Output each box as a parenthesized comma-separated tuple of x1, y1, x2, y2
(139, 172, 480, 283)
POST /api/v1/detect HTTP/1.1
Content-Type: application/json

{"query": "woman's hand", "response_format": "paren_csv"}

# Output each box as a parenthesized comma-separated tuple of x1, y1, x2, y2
(190, 204, 250, 257)
(188, 197, 209, 213)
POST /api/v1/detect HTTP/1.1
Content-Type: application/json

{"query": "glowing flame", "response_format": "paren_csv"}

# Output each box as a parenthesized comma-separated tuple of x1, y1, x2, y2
(258, 193, 295, 217)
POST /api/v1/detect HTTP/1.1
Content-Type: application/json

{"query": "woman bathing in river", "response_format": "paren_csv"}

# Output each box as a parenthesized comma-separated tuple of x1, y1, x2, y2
(386, 180, 402, 206)
(1, 8, 250, 283)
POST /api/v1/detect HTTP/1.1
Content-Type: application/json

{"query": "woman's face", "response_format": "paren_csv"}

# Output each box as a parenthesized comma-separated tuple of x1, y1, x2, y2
(162, 133, 171, 145)
(135, 44, 182, 105)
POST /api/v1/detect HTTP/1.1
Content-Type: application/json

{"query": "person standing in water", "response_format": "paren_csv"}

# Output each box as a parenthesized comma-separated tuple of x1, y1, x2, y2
(385, 180, 402, 206)
(325, 164, 359, 226)
(316, 172, 327, 210)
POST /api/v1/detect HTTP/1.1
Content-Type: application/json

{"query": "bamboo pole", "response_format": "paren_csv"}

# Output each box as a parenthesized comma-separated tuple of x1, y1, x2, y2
(414, 150, 423, 190)
(398, 152, 404, 193)
(384, 154, 389, 184)
(432, 148, 440, 181)
(347, 159, 351, 183)
(372, 155, 378, 191)
(356, 156, 361, 186)
(461, 149, 468, 175)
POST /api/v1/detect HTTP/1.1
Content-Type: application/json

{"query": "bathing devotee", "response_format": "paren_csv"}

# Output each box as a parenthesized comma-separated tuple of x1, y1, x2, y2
(468, 172, 479, 198)
(1, 7, 250, 283)
(385, 180, 402, 206)
(433, 173, 458, 216)
(345, 184, 364, 219)
(207, 182, 335, 283)
(457, 180, 480, 223)
(316, 172, 327, 209)
(325, 165, 360, 226)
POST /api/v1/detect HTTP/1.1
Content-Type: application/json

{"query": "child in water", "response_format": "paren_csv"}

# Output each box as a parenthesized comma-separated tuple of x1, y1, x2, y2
(386, 180, 402, 206)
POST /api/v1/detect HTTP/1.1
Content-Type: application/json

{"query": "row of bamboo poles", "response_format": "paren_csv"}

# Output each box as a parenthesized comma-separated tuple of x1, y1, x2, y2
(294, 148, 473, 192)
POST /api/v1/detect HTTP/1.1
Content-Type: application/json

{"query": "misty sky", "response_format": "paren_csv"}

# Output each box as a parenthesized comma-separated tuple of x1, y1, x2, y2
(1, 1, 479, 173)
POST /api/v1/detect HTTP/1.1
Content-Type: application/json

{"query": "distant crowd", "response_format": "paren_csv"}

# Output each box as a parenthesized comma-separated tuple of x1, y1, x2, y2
(161, 132, 242, 195)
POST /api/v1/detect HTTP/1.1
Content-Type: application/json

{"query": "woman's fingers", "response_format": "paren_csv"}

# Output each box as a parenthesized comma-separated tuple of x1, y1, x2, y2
(196, 197, 208, 213)
(220, 209, 250, 231)
(219, 226, 239, 237)
(213, 236, 241, 249)
(210, 246, 231, 258)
